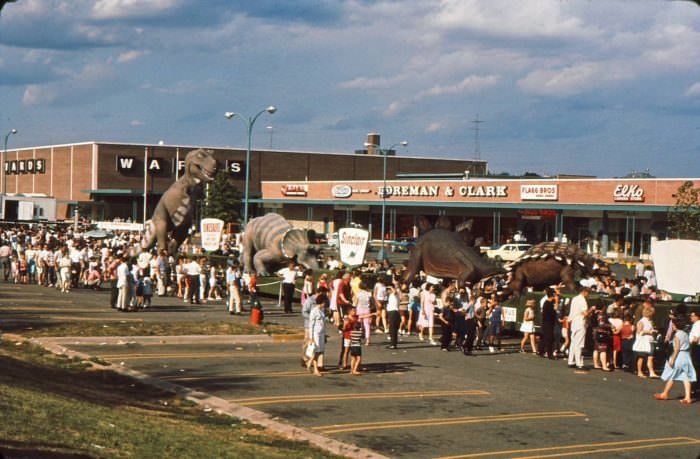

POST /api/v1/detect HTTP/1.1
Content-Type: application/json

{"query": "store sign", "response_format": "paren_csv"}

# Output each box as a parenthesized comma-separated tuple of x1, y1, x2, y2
(4, 159, 46, 175)
(116, 156, 170, 176)
(281, 184, 308, 197)
(332, 184, 353, 198)
(175, 159, 244, 179)
(520, 184, 558, 201)
(613, 184, 644, 202)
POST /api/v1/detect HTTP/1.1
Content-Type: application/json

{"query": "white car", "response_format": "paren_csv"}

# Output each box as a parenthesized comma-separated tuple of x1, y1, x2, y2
(486, 243, 532, 262)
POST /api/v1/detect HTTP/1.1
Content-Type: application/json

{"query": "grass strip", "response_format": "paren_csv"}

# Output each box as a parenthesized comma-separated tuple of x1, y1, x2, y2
(15, 321, 299, 338)
(0, 340, 339, 459)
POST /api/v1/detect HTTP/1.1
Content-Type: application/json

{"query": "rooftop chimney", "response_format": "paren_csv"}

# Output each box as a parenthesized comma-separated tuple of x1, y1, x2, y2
(366, 132, 380, 155)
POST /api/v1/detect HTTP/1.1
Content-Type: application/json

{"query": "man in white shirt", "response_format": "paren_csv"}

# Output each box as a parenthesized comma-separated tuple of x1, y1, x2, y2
(567, 287, 594, 370)
(185, 258, 202, 304)
(278, 262, 298, 313)
(689, 310, 700, 398)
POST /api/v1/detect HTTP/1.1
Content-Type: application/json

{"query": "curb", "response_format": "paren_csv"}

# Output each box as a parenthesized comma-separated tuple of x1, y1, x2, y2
(7, 334, 386, 459)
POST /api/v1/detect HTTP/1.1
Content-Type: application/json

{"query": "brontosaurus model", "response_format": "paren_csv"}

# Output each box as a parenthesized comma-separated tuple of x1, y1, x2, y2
(503, 241, 609, 296)
(141, 148, 218, 255)
(241, 213, 319, 275)
(403, 217, 503, 284)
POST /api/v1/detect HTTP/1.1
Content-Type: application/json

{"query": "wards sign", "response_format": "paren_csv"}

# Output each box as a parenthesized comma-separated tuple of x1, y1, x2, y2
(117, 156, 244, 178)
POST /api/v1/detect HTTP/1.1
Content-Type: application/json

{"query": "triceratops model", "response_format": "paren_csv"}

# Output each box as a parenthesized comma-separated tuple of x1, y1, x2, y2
(141, 148, 218, 255)
(504, 241, 609, 296)
(241, 213, 319, 275)
(403, 217, 503, 284)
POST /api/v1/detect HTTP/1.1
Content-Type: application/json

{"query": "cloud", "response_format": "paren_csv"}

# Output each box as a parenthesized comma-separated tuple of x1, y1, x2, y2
(687, 82, 700, 97)
(117, 50, 148, 63)
(418, 74, 501, 98)
(22, 62, 121, 106)
(338, 75, 405, 90)
(517, 61, 633, 97)
(92, 0, 182, 20)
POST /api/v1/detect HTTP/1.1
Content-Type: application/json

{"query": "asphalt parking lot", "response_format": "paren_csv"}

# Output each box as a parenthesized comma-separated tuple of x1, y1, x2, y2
(2, 283, 699, 459)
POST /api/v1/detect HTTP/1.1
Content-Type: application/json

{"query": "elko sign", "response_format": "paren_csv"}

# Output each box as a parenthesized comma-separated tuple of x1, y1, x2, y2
(613, 184, 645, 202)
(4, 159, 46, 175)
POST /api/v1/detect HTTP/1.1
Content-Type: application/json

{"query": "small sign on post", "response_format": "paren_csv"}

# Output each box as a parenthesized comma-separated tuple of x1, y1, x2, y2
(338, 227, 369, 267)
(200, 218, 224, 252)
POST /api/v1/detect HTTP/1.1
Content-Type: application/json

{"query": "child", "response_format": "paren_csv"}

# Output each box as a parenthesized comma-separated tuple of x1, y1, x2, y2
(142, 275, 153, 308)
(349, 312, 364, 375)
(654, 316, 697, 404)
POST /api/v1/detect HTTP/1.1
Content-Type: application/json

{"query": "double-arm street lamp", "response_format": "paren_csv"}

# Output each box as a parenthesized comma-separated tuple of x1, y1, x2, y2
(3, 128, 18, 196)
(364, 140, 408, 260)
(224, 106, 277, 227)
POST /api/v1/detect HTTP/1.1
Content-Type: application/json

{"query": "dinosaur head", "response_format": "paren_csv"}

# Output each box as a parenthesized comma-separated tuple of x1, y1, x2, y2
(281, 228, 319, 270)
(184, 148, 217, 184)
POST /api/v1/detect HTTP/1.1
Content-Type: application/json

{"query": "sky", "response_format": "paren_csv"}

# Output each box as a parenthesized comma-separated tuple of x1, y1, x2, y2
(1, 0, 700, 178)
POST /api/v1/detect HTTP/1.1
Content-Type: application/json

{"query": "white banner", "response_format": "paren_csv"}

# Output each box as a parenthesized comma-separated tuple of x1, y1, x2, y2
(338, 227, 369, 267)
(17, 201, 34, 220)
(651, 239, 700, 296)
(502, 306, 518, 323)
(96, 221, 144, 231)
(200, 218, 224, 252)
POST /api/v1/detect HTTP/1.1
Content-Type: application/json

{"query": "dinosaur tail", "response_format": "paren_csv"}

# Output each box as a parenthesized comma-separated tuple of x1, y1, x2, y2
(141, 219, 156, 250)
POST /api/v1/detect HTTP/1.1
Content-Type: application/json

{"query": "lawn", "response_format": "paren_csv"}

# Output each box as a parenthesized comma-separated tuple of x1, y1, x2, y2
(0, 340, 339, 459)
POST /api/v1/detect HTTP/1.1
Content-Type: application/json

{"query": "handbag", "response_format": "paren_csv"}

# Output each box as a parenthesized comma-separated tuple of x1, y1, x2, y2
(305, 342, 317, 359)
(632, 334, 651, 354)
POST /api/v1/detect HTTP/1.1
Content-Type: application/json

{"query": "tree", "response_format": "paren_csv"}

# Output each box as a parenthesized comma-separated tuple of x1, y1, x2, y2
(203, 168, 242, 224)
(667, 180, 700, 239)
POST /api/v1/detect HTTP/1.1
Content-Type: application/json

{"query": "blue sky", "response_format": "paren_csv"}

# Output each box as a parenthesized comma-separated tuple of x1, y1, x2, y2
(1, 0, 699, 177)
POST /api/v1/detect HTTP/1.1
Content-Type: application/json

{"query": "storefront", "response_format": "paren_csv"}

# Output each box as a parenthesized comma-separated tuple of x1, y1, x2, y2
(260, 178, 696, 259)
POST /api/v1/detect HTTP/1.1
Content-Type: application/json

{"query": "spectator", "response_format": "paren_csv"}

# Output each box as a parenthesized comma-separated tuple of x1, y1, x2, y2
(654, 316, 696, 404)
(278, 261, 297, 314)
(418, 283, 437, 346)
(386, 284, 400, 349)
(519, 299, 537, 354)
(306, 294, 327, 376)
(568, 288, 594, 370)
(634, 305, 660, 379)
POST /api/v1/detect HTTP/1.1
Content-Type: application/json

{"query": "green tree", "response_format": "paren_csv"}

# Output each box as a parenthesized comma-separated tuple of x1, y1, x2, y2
(203, 168, 242, 224)
(667, 180, 700, 239)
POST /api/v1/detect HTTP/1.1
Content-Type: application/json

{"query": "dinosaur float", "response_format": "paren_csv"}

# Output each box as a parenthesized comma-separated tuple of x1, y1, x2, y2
(403, 216, 503, 285)
(502, 241, 609, 296)
(241, 213, 319, 275)
(141, 148, 218, 255)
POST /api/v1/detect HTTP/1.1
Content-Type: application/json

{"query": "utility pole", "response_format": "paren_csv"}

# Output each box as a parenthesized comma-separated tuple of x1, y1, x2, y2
(471, 114, 485, 160)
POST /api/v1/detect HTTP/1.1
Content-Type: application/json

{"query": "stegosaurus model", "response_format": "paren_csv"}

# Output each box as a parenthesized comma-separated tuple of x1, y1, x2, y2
(403, 216, 503, 284)
(503, 241, 609, 296)
(141, 148, 218, 255)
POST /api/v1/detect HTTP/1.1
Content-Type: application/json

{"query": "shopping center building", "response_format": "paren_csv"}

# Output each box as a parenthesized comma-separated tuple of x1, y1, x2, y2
(1, 136, 696, 259)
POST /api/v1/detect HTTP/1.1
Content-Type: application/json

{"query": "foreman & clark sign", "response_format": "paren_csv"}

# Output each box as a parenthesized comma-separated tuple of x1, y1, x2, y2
(379, 184, 508, 198)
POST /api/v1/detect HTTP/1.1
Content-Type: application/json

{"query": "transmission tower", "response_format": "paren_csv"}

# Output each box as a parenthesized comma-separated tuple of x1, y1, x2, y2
(471, 114, 485, 160)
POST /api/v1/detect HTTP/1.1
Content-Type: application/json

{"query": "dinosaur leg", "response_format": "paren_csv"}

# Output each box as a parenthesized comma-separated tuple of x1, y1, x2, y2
(252, 249, 279, 276)
(402, 250, 422, 283)
(560, 266, 577, 292)
(152, 217, 170, 254)
(170, 224, 189, 256)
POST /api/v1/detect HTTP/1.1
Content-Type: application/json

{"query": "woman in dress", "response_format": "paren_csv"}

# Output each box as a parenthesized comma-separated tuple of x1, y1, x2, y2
(654, 316, 697, 404)
(301, 269, 314, 305)
(519, 299, 537, 353)
(635, 306, 660, 379)
(306, 297, 327, 376)
(398, 282, 410, 335)
(353, 280, 373, 345)
(592, 310, 613, 371)
(418, 283, 437, 345)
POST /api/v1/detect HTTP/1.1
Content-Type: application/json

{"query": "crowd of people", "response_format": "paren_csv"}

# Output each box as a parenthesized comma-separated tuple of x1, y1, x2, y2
(1, 223, 697, 401)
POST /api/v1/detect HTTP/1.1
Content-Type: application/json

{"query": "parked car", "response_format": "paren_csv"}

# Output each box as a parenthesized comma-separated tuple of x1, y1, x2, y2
(390, 237, 417, 252)
(486, 243, 532, 262)
(327, 232, 339, 248)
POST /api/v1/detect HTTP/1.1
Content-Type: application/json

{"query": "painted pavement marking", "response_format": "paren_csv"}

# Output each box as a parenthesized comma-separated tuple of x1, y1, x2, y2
(436, 436, 700, 459)
(230, 389, 489, 406)
(314, 411, 584, 435)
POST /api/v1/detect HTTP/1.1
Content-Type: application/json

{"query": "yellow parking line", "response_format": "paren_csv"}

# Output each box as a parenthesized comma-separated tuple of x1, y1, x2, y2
(437, 437, 700, 459)
(230, 389, 489, 406)
(315, 411, 584, 435)
(99, 351, 296, 360)
(161, 370, 311, 381)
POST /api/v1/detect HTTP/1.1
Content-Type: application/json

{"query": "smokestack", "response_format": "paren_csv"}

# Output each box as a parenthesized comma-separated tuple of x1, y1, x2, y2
(366, 132, 380, 155)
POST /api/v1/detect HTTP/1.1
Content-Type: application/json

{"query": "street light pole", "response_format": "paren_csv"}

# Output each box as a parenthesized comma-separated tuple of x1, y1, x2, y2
(225, 106, 277, 228)
(3, 128, 18, 197)
(364, 140, 408, 260)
